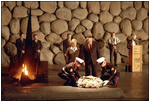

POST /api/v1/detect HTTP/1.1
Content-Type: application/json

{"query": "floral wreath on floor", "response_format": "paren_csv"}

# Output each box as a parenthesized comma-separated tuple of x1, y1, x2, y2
(76, 76, 104, 88)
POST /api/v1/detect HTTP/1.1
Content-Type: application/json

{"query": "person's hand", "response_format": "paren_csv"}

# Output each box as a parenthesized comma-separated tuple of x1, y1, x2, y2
(21, 50, 25, 54)
(37, 49, 40, 53)
(103, 80, 109, 86)
(113, 45, 116, 49)
(82, 62, 85, 66)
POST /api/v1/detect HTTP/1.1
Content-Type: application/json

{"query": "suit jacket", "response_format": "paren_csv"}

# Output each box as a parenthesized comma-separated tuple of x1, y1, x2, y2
(80, 41, 100, 65)
(65, 47, 79, 64)
(63, 39, 71, 54)
(32, 40, 42, 58)
(16, 38, 26, 56)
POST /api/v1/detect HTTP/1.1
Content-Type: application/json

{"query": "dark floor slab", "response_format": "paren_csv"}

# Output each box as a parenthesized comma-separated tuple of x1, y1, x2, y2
(2, 85, 123, 101)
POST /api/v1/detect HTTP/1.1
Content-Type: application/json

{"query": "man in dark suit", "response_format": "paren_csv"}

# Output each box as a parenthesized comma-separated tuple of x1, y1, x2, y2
(80, 36, 100, 77)
(16, 32, 26, 66)
(63, 34, 72, 54)
(32, 34, 42, 77)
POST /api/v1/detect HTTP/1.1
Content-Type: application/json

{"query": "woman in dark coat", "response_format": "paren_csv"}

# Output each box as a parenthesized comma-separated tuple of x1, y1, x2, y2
(65, 39, 79, 64)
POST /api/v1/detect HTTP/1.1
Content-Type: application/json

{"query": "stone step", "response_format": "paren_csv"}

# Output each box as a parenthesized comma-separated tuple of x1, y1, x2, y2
(2, 86, 123, 101)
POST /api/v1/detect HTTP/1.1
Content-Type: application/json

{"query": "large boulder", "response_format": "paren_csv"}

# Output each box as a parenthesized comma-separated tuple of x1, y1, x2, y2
(121, 56, 129, 63)
(80, 1, 87, 9)
(16, 1, 22, 6)
(140, 40, 148, 55)
(117, 42, 129, 57)
(134, 1, 142, 10)
(120, 19, 132, 36)
(40, 48, 54, 65)
(110, 2, 121, 16)
(137, 8, 148, 21)
(131, 20, 142, 30)
(100, 11, 113, 24)
(120, 7, 137, 20)
(51, 20, 68, 35)
(84, 30, 92, 38)
(121, 1, 133, 10)
(143, 54, 149, 63)
(39, 13, 56, 22)
(5, 1, 16, 10)
(9, 34, 20, 43)
(73, 33, 86, 45)
(64, 1, 79, 10)
(56, 8, 71, 21)
(21, 16, 40, 34)
(104, 22, 119, 33)
(46, 33, 63, 44)
(59, 42, 63, 51)
(4, 42, 17, 56)
(2, 39, 6, 48)
(13, 6, 28, 18)
(68, 18, 80, 31)
(31, 16, 40, 32)
(2, 48, 10, 65)
(40, 22, 50, 35)
(58, 1, 64, 8)
(87, 2, 100, 14)
(99, 47, 110, 62)
(103, 32, 111, 42)
(88, 14, 99, 22)
(9, 18, 20, 34)
(2, 7, 12, 26)
(72, 8, 88, 20)
(2, 26, 10, 41)
(144, 1, 149, 9)
(31, 9, 43, 16)
(20, 17, 28, 34)
(143, 18, 148, 33)
(93, 22, 104, 40)
(24, 1, 39, 9)
(41, 42, 51, 49)
(61, 31, 74, 40)
(116, 33, 127, 42)
(132, 29, 148, 40)
(81, 19, 93, 29)
(54, 52, 66, 65)
(40, 1, 57, 14)
(75, 25, 86, 33)
(113, 16, 122, 24)
(32, 31, 46, 42)
(50, 44, 61, 54)
(100, 1, 110, 10)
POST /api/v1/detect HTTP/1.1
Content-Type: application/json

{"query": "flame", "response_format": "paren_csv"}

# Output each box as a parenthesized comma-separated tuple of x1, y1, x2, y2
(22, 64, 28, 75)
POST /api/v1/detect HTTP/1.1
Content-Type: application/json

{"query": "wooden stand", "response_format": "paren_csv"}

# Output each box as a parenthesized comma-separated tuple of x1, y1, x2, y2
(129, 45, 142, 72)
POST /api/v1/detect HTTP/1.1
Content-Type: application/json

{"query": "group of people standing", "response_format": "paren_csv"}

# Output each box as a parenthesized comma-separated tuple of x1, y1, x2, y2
(58, 32, 126, 87)
(16, 32, 42, 78)
(16, 31, 138, 87)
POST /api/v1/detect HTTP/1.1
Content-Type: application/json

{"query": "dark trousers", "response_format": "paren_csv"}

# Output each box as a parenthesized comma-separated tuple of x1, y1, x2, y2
(85, 62, 97, 77)
(35, 53, 40, 76)
(18, 53, 24, 67)
(57, 71, 76, 86)
(110, 48, 117, 65)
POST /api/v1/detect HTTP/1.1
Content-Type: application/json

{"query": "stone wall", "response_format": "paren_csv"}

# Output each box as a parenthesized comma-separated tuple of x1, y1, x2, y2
(1, 1, 149, 66)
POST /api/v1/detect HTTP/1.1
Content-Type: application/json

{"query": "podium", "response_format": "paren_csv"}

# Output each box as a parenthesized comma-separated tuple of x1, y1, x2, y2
(129, 45, 142, 72)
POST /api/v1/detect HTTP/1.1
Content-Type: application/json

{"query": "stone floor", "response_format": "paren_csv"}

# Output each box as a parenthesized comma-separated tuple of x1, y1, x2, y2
(1, 64, 149, 101)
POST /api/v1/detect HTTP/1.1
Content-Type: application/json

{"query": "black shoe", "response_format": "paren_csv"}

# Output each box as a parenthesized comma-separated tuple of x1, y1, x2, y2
(114, 64, 117, 66)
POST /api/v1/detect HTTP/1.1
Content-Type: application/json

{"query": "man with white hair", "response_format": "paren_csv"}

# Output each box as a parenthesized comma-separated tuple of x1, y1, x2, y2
(127, 34, 139, 69)
(97, 57, 120, 87)
(57, 57, 85, 86)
